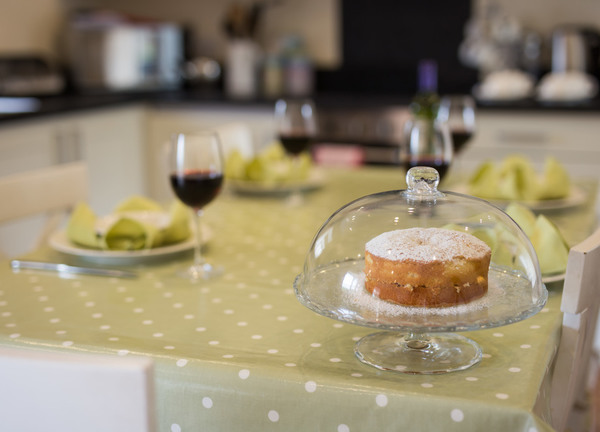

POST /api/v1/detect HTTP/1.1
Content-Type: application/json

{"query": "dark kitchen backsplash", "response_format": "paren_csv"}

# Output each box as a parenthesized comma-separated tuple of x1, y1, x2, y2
(316, 0, 478, 95)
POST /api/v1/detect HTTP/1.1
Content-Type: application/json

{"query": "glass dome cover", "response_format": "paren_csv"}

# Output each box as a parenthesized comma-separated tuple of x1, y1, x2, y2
(294, 167, 547, 334)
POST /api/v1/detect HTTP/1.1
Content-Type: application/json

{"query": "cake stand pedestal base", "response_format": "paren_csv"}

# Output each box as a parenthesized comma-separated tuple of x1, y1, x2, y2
(354, 331, 482, 374)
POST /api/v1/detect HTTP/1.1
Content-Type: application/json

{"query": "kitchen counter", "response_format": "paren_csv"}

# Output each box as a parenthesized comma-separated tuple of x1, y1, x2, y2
(0, 89, 270, 124)
(2, 89, 600, 124)
(0, 93, 143, 122)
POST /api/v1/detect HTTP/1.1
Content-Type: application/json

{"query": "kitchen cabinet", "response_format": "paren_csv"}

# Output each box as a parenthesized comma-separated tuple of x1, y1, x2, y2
(460, 110, 600, 178)
(3, 98, 600, 257)
(0, 105, 146, 257)
(144, 105, 600, 204)
(0, 105, 147, 213)
(458, 110, 600, 219)
(0, 116, 70, 177)
(146, 104, 275, 202)
(74, 106, 147, 213)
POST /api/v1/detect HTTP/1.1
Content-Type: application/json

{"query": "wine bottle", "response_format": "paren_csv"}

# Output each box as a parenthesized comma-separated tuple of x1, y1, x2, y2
(403, 59, 452, 180)
(409, 59, 440, 120)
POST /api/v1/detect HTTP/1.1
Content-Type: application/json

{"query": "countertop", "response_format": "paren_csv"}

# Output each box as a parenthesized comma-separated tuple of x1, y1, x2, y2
(1, 88, 600, 125)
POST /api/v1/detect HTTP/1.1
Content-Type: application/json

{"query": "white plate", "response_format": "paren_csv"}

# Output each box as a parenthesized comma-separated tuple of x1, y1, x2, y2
(450, 183, 588, 211)
(228, 169, 325, 196)
(48, 228, 209, 266)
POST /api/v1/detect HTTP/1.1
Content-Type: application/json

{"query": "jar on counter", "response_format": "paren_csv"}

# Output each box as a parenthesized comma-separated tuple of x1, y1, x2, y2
(284, 55, 313, 97)
(225, 39, 262, 99)
(262, 53, 284, 99)
(278, 35, 314, 97)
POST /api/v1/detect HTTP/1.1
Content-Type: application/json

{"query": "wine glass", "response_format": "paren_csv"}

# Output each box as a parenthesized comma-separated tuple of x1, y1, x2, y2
(275, 98, 317, 156)
(274, 98, 317, 205)
(401, 118, 453, 183)
(167, 131, 224, 281)
(436, 95, 476, 155)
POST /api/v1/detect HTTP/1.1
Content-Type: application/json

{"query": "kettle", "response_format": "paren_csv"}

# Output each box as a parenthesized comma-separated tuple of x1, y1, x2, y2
(551, 25, 600, 77)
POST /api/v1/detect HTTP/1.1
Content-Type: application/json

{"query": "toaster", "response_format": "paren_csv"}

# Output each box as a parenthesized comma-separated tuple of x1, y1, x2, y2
(67, 22, 184, 92)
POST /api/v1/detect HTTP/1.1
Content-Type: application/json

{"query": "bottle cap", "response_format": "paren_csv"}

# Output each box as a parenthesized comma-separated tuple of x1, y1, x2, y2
(418, 59, 438, 92)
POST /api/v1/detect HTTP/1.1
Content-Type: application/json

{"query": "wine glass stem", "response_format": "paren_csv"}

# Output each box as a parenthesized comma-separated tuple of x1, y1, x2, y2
(286, 156, 303, 206)
(193, 208, 205, 268)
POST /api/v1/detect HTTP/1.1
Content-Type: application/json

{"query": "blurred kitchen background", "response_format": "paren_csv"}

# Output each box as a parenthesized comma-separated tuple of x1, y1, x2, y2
(0, 0, 599, 99)
(2, 0, 600, 258)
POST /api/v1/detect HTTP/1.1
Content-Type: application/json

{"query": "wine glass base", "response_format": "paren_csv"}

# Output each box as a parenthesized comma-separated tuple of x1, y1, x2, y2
(354, 331, 482, 374)
(177, 262, 223, 282)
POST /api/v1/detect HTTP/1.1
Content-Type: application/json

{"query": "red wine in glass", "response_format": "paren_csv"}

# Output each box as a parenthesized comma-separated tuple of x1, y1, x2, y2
(404, 157, 450, 180)
(279, 135, 312, 155)
(170, 169, 223, 209)
(274, 98, 317, 205)
(438, 95, 476, 156)
(167, 131, 224, 281)
(450, 129, 473, 154)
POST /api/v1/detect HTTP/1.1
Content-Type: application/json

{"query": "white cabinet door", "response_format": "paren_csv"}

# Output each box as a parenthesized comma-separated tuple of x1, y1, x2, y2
(458, 110, 600, 221)
(0, 117, 67, 175)
(460, 111, 600, 178)
(0, 115, 87, 257)
(0, 105, 147, 213)
(0, 105, 146, 257)
(76, 106, 147, 214)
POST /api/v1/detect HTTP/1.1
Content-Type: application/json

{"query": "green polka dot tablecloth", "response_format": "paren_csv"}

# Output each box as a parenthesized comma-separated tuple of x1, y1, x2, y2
(1, 167, 597, 432)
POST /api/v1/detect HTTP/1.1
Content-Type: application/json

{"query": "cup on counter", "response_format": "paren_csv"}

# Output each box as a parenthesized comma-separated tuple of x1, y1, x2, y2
(225, 39, 262, 100)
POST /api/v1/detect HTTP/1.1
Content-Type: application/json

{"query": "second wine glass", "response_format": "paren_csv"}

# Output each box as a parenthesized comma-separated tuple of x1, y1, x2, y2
(436, 95, 476, 155)
(274, 98, 317, 205)
(275, 98, 317, 157)
(167, 131, 224, 281)
(402, 118, 453, 183)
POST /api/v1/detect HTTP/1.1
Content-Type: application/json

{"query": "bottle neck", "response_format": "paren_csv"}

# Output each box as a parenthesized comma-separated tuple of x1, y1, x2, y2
(411, 59, 439, 120)
(417, 59, 438, 94)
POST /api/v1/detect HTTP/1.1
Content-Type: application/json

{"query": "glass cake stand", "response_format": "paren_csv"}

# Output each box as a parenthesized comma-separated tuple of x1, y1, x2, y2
(294, 167, 547, 374)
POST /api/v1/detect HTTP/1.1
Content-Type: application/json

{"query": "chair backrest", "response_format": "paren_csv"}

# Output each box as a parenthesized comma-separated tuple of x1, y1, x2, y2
(0, 161, 88, 257)
(550, 227, 600, 431)
(0, 347, 156, 432)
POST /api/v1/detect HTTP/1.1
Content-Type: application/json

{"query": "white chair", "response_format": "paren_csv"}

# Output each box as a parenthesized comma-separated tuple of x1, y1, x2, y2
(0, 161, 88, 258)
(0, 347, 156, 432)
(550, 227, 600, 431)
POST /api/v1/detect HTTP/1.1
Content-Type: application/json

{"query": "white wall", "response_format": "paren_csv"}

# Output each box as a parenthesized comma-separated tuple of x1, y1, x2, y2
(62, 0, 341, 68)
(0, 0, 598, 71)
(0, 0, 66, 62)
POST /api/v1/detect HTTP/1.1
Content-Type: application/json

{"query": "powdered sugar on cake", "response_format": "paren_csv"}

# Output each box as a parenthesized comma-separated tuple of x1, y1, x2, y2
(365, 227, 489, 262)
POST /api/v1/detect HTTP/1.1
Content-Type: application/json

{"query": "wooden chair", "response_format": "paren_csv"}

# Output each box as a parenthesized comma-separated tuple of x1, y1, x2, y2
(0, 347, 156, 432)
(550, 227, 600, 431)
(0, 161, 88, 258)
